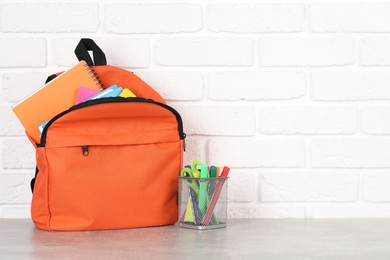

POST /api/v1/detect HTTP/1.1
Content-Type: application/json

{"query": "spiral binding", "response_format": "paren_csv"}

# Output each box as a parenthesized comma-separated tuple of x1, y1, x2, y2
(83, 62, 104, 90)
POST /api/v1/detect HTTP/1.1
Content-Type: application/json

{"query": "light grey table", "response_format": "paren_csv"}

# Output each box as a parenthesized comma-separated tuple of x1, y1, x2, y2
(1, 219, 389, 260)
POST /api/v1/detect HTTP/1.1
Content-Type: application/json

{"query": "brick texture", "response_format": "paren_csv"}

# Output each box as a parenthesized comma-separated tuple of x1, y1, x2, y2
(207, 3, 304, 33)
(135, 71, 203, 101)
(2, 72, 49, 102)
(173, 105, 255, 136)
(208, 71, 305, 101)
(2, 1, 390, 219)
(361, 37, 390, 66)
(2, 139, 35, 169)
(310, 139, 390, 168)
(0, 106, 25, 136)
(105, 4, 202, 33)
(311, 71, 390, 101)
(155, 38, 253, 66)
(208, 139, 305, 168)
(363, 174, 390, 202)
(259, 173, 358, 202)
(258, 37, 355, 67)
(361, 106, 390, 134)
(310, 3, 390, 32)
(0, 38, 46, 68)
(228, 170, 255, 202)
(0, 175, 32, 204)
(260, 106, 357, 134)
(54, 38, 150, 68)
(0, 3, 98, 32)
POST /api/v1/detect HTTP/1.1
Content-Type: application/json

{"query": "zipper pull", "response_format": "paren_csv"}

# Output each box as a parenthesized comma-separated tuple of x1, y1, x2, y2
(82, 145, 89, 156)
(182, 133, 186, 152)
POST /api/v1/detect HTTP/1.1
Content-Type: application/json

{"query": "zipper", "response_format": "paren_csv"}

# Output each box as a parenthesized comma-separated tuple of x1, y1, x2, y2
(82, 145, 89, 156)
(182, 133, 186, 152)
(38, 97, 186, 148)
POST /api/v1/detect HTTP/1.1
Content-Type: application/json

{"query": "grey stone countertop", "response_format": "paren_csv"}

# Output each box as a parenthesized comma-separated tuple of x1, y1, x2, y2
(1, 218, 390, 260)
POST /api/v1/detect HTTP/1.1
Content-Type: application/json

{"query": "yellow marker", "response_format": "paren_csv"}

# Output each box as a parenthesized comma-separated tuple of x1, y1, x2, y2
(183, 198, 194, 222)
(119, 88, 136, 98)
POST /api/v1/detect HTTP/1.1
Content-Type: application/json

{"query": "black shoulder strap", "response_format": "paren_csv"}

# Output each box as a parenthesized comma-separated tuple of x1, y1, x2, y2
(74, 38, 107, 66)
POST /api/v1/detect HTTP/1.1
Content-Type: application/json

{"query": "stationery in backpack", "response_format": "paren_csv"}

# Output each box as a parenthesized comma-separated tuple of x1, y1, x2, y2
(12, 61, 103, 144)
(75, 86, 100, 105)
(38, 85, 122, 134)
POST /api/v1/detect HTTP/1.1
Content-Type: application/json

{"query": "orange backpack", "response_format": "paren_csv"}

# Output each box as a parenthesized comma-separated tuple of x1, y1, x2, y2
(28, 39, 185, 231)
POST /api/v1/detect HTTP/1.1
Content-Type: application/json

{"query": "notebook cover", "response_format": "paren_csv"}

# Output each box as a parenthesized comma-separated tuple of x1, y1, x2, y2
(37, 86, 115, 134)
(12, 61, 102, 144)
(75, 87, 100, 105)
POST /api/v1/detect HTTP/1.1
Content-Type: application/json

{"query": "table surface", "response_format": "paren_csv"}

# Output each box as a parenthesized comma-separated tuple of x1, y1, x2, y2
(1, 218, 390, 260)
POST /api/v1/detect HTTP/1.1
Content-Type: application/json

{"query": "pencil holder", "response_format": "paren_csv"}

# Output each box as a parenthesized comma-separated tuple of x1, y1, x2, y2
(178, 177, 228, 230)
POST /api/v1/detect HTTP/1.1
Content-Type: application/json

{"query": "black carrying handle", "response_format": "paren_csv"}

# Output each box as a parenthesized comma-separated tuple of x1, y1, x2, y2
(74, 38, 107, 66)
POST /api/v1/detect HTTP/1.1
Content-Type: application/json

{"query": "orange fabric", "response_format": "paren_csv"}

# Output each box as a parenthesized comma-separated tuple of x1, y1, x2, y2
(31, 101, 183, 231)
(93, 66, 165, 104)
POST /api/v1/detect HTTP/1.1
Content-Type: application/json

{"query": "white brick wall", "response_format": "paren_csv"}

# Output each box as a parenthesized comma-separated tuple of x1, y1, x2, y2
(258, 37, 355, 67)
(2, 139, 35, 169)
(310, 3, 390, 33)
(0, 38, 46, 68)
(208, 139, 305, 168)
(363, 174, 390, 202)
(155, 38, 253, 66)
(360, 37, 390, 66)
(135, 71, 203, 101)
(173, 105, 255, 136)
(54, 38, 150, 67)
(260, 106, 357, 134)
(207, 3, 305, 33)
(2, 1, 390, 219)
(310, 139, 390, 168)
(361, 106, 390, 134)
(311, 71, 390, 101)
(3, 72, 50, 102)
(105, 4, 202, 34)
(259, 173, 358, 202)
(0, 3, 99, 33)
(0, 174, 32, 204)
(208, 71, 306, 100)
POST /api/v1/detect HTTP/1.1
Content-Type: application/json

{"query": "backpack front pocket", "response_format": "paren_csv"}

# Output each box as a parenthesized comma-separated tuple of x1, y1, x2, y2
(45, 141, 182, 230)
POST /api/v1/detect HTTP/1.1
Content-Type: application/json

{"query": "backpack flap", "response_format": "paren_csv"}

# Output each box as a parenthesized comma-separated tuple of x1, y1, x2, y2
(42, 98, 183, 148)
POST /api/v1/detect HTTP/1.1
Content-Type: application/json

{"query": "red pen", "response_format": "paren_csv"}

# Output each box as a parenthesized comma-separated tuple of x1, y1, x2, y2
(202, 166, 230, 225)
(220, 166, 230, 177)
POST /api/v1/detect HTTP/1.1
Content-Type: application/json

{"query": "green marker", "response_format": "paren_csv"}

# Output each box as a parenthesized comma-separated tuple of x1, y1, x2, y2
(210, 166, 217, 178)
(199, 163, 208, 218)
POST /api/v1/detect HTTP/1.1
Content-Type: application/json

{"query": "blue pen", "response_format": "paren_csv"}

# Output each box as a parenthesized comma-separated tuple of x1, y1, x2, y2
(86, 84, 122, 101)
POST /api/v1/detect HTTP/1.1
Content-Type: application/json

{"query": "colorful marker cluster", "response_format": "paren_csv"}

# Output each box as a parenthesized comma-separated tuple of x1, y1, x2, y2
(179, 160, 230, 228)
